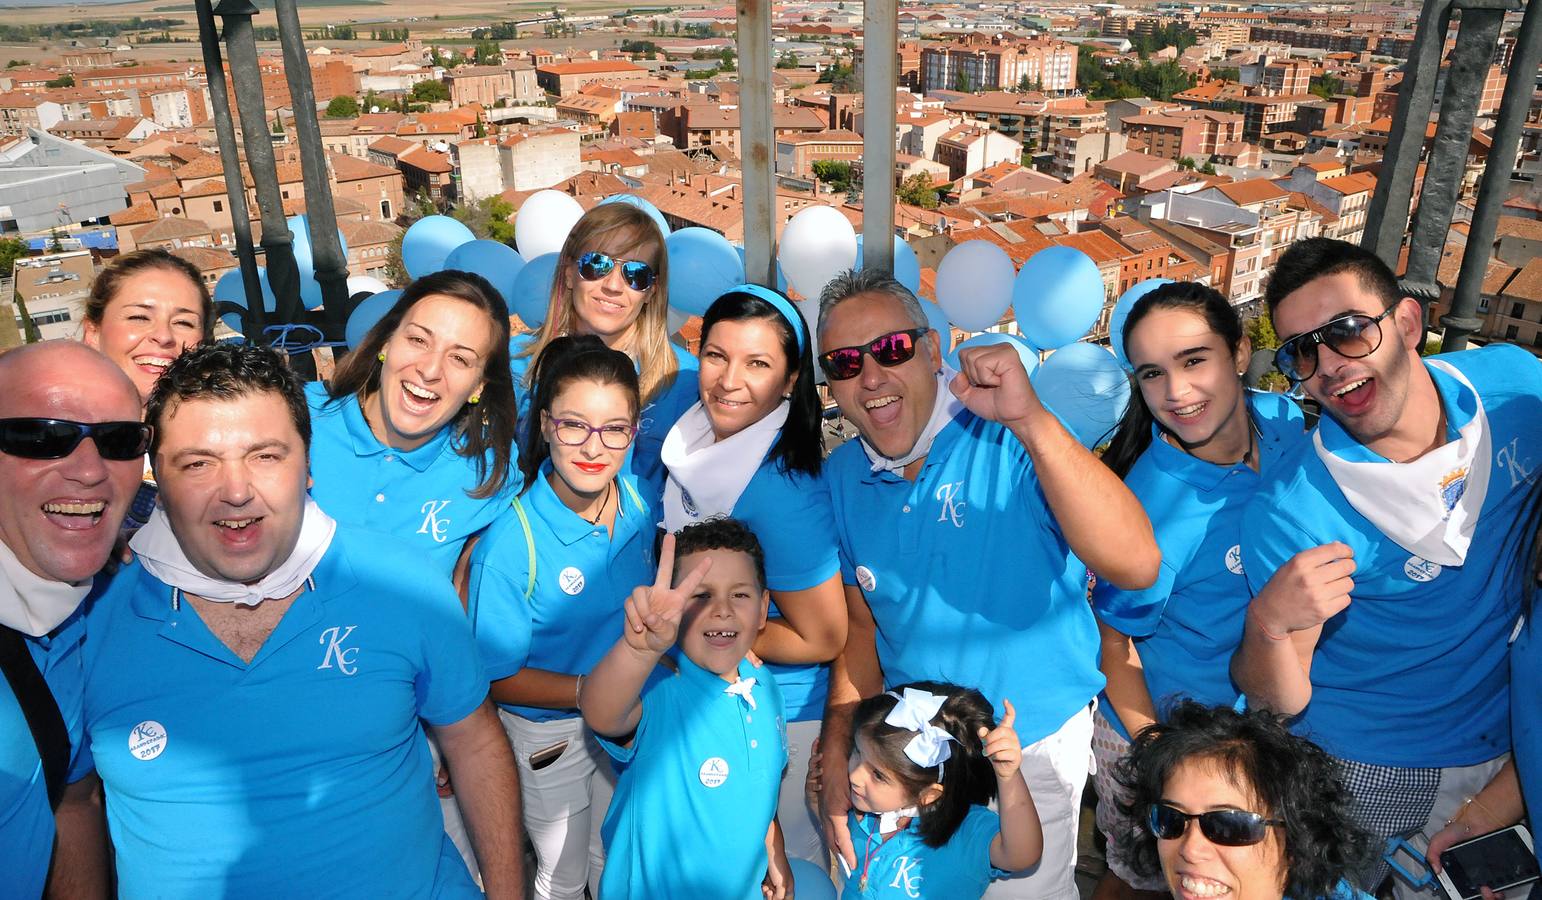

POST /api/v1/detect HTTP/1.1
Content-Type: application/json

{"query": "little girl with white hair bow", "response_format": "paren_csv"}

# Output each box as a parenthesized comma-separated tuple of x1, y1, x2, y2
(811, 681, 1045, 898)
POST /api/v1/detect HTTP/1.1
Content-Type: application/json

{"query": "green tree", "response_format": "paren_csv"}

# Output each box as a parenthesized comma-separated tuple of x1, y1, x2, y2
(1309, 74, 1343, 100)
(811, 159, 854, 192)
(1211, 67, 1240, 82)
(411, 79, 450, 104)
(897, 172, 939, 209)
(776, 51, 799, 69)
(952, 69, 974, 93)
(0, 236, 27, 278)
(474, 40, 502, 66)
(44, 74, 74, 88)
(672, 20, 681, 35)
(1177, 156, 1196, 169)
(451, 195, 516, 245)
(1199, 161, 1217, 175)
(383, 232, 409, 287)
(1245, 313, 1288, 390)
(6, 60, 25, 68)
(325, 95, 359, 118)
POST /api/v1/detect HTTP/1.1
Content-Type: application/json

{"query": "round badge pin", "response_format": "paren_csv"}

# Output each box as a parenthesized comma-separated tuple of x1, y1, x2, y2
(558, 566, 586, 595)
(1225, 544, 1245, 576)
(855, 565, 877, 593)
(1404, 556, 1442, 583)
(698, 756, 729, 788)
(128, 720, 168, 761)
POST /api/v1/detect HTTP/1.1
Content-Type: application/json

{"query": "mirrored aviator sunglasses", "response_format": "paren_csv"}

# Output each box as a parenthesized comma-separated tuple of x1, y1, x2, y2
(576, 251, 655, 292)
(1147, 803, 1282, 847)
(817, 328, 930, 381)
(0, 418, 152, 461)
(1273, 306, 1395, 382)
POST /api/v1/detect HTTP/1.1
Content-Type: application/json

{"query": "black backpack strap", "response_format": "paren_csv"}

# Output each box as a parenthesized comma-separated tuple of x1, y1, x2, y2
(0, 624, 71, 810)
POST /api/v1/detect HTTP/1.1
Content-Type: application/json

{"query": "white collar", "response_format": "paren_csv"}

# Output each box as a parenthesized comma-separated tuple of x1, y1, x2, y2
(861, 367, 964, 474)
(660, 399, 788, 533)
(0, 538, 91, 637)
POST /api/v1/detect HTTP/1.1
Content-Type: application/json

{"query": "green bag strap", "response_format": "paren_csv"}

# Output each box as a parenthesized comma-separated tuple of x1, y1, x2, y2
(511, 495, 537, 602)
(619, 477, 646, 516)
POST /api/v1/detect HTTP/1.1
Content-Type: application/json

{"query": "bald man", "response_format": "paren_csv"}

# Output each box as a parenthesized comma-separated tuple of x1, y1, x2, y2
(0, 341, 145, 899)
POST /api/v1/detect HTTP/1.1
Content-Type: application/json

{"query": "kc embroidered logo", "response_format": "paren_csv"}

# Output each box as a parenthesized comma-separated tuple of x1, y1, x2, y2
(1225, 544, 1245, 576)
(128, 720, 167, 761)
(935, 481, 966, 528)
(317, 625, 360, 676)
(698, 756, 729, 788)
(417, 499, 452, 543)
(1497, 438, 1536, 489)
(889, 856, 923, 898)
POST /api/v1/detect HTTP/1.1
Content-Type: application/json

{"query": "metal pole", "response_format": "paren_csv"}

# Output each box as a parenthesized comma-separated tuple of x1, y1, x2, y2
(1360, 0, 1453, 265)
(1399, 5, 1508, 309)
(1443, 0, 1540, 351)
(862, 0, 898, 274)
(194, 0, 264, 335)
(214, 0, 304, 344)
(273, 0, 350, 342)
(736, 0, 776, 289)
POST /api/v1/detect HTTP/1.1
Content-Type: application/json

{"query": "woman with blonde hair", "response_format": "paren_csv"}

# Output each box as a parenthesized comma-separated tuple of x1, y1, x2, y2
(511, 202, 696, 495)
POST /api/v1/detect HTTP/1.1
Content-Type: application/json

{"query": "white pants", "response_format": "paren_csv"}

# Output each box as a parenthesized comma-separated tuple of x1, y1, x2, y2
(500, 711, 616, 900)
(984, 703, 1095, 900)
(779, 719, 828, 864)
(1393, 755, 1515, 900)
(430, 733, 481, 885)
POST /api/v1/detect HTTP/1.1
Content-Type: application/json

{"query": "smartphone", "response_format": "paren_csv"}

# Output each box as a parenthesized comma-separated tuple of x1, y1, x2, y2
(1437, 825, 1539, 900)
(528, 741, 569, 771)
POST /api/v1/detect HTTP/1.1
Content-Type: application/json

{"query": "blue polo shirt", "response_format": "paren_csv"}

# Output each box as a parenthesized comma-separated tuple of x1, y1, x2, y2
(1512, 611, 1542, 866)
(1, 607, 91, 900)
(1094, 391, 1306, 740)
(598, 655, 787, 899)
(468, 464, 655, 722)
(510, 334, 700, 498)
(306, 381, 517, 578)
(1243, 345, 1542, 767)
(844, 806, 1005, 899)
(671, 452, 841, 723)
(78, 530, 487, 899)
(825, 409, 1104, 745)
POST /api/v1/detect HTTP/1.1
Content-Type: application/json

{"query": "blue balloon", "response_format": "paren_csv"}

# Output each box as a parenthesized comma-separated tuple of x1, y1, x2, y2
(1013, 246, 1106, 350)
(598, 193, 670, 238)
(666, 227, 744, 316)
(402, 215, 476, 279)
(444, 239, 525, 308)
(786, 859, 837, 900)
(345, 289, 402, 350)
(510, 252, 559, 329)
(920, 298, 954, 358)
(1031, 342, 1131, 448)
(214, 267, 276, 336)
(287, 214, 350, 311)
(855, 234, 922, 294)
(945, 331, 1038, 376)
(1109, 278, 1176, 369)
(738, 245, 789, 293)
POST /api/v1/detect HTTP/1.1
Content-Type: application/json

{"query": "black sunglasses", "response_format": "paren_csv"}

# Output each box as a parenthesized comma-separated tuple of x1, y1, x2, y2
(577, 251, 655, 292)
(0, 418, 152, 462)
(1148, 803, 1283, 847)
(817, 328, 931, 381)
(1274, 306, 1396, 383)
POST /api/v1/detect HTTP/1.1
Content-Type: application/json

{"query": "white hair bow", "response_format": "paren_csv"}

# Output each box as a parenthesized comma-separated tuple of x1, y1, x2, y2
(884, 688, 955, 777)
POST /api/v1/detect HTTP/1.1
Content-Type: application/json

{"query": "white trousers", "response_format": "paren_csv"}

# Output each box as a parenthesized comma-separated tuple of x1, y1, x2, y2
(984, 703, 1095, 900)
(500, 711, 616, 900)
(779, 719, 828, 864)
(1393, 755, 1516, 900)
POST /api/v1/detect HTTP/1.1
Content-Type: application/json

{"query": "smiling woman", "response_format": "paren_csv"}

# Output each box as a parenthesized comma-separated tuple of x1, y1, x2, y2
(82, 248, 215, 407)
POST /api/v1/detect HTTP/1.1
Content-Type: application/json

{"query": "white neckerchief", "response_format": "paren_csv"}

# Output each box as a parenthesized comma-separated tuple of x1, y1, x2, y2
(661, 400, 788, 533)
(131, 498, 337, 606)
(0, 538, 91, 637)
(1313, 360, 1491, 567)
(861, 367, 964, 474)
(876, 806, 919, 835)
(723, 675, 757, 711)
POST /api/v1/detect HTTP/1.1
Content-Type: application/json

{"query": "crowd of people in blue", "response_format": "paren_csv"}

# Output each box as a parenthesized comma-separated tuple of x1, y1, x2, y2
(2, 197, 1540, 900)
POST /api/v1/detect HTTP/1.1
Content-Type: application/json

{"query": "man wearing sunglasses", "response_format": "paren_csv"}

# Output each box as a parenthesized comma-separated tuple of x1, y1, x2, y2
(70, 343, 525, 898)
(0, 341, 146, 900)
(1233, 238, 1542, 896)
(811, 268, 1160, 899)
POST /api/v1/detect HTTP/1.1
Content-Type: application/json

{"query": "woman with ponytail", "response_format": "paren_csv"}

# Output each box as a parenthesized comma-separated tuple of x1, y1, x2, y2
(1090, 282, 1308, 900)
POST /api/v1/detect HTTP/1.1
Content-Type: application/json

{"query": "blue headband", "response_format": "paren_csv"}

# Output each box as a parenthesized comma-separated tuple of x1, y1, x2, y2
(728, 283, 806, 355)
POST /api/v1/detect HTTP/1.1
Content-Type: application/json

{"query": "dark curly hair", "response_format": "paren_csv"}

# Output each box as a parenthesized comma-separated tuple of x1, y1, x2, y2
(517, 334, 640, 496)
(670, 516, 767, 593)
(145, 343, 309, 457)
(1115, 701, 1374, 899)
(850, 681, 999, 848)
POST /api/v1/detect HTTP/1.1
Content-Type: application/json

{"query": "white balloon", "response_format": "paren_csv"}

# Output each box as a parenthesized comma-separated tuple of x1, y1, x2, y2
(935, 240, 1015, 332)
(667, 307, 690, 337)
(514, 190, 585, 260)
(346, 275, 389, 296)
(778, 205, 857, 301)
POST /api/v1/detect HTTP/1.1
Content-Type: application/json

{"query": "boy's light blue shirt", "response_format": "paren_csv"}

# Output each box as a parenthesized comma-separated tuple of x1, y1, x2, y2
(1093, 391, 1306, 740)
(1243, 345, 1542, 766)
(824, 408, 1104, 745)
(77, 530, 487, 899)
(598, 655, 786, 899)
(305, 381, 517, 578)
